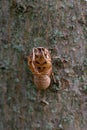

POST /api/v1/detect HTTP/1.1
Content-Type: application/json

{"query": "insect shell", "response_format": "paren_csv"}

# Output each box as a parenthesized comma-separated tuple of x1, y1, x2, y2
(28, 47, 52, 90)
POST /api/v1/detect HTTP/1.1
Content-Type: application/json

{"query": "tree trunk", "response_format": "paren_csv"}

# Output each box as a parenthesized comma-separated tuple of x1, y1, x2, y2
(0, 0, 87, 130)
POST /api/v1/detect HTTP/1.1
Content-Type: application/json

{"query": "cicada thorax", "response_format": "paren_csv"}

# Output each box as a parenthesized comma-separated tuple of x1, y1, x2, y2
(28, 47, 52, 90)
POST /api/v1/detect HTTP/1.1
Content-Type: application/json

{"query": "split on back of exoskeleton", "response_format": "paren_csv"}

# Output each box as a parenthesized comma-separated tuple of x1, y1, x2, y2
(28, 47, 52, 90)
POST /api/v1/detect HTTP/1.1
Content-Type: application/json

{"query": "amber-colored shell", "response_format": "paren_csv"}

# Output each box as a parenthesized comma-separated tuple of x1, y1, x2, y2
(28, 47, 52, 90)
(34, 75, 51, 90)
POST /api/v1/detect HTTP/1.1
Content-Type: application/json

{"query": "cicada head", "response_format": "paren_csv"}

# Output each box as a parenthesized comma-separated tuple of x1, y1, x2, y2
(28, 47, 52, 75)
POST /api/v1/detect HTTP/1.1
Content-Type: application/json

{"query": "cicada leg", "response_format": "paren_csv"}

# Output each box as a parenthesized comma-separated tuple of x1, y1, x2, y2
(51, 72, 56, 83)
(31, 48, 40, 75)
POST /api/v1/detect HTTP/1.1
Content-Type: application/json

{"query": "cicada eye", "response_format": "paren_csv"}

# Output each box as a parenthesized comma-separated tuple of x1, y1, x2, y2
(43, 61, 47, 65)
(37, 67, 41, 70)
(35, 61, 40, 64)
(43, 67, 46, 69)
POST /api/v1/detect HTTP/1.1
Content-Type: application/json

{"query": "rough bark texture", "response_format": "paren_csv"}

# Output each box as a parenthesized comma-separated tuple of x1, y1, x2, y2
(0, 0, 87, 130)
